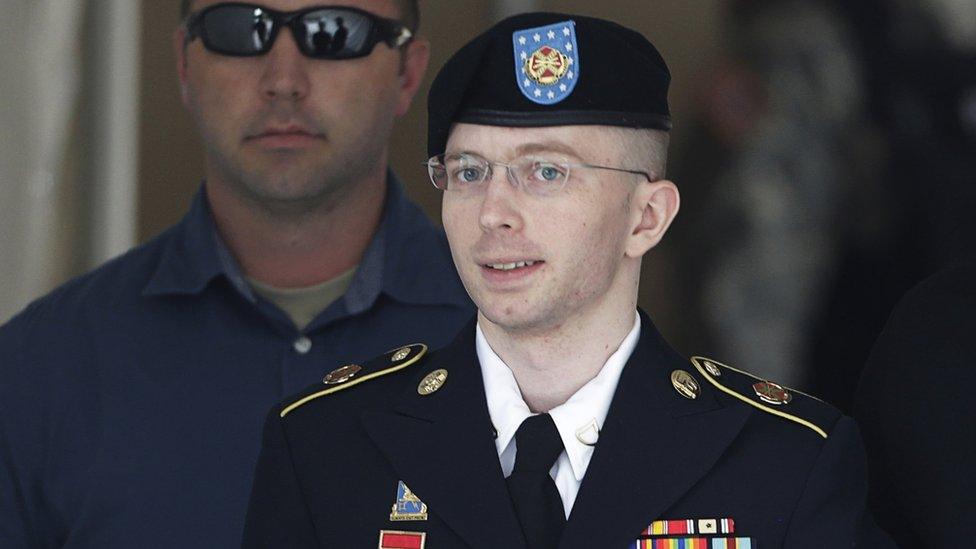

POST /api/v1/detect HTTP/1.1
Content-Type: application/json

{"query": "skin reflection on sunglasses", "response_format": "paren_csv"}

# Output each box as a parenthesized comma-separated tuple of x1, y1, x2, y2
(177, 0, 428, 210)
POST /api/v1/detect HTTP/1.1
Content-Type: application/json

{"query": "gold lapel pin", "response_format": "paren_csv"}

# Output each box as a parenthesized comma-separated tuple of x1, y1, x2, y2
(671, 369, 701, 400)
(417, 369, 448, 396)
(390, 346, 412, 363)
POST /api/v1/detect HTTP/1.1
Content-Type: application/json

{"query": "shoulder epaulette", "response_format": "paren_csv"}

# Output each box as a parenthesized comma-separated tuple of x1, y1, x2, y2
(280, 343, 428, 418)
(690, 356, 836, 439)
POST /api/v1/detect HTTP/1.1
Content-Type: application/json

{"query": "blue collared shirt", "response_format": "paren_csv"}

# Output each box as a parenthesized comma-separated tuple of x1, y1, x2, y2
(0, 174, 473, 548)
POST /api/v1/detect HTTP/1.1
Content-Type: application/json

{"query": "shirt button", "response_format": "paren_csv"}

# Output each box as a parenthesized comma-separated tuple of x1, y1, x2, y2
(293, 336, 312, 354)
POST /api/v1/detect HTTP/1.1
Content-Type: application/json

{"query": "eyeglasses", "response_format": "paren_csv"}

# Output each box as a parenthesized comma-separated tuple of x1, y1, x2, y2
(425, 153, 654, 197)
(184, 3, 413, 59)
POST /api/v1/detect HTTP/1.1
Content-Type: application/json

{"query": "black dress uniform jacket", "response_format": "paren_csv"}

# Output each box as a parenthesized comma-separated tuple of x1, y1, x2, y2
(243, 312, 894, 548)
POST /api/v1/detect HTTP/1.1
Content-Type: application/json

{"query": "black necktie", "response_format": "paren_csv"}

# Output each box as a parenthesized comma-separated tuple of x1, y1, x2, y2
(506, 413, 566, 549)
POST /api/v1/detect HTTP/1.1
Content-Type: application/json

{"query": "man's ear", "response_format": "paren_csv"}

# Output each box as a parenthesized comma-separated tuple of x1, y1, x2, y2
(395, 37, 431, 117)
(624, 179, 680, 258)
(174, 27, 191, 107)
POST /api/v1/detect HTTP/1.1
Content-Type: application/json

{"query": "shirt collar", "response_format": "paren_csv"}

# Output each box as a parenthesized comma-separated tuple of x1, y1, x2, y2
(142, 185, 228, 297)
(143, 172, 468, 311)
(477, 311, 641, 481)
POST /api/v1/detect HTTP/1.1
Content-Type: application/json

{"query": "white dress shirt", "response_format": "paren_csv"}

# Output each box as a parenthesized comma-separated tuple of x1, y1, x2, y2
(476, 311, 641, 518)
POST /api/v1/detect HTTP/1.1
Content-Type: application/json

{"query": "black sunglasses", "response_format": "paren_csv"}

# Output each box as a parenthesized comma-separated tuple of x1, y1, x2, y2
(184, 3, 413, 59)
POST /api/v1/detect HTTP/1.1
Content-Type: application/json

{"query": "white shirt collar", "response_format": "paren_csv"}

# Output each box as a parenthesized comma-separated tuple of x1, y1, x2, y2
(476, 311, 641, 481)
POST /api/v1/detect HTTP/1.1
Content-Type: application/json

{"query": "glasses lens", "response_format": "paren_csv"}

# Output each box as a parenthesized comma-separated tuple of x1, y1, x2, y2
(202, 5, 275, 55)
(296, 9, 374, 59)
(442, 154, 489, 191)
(516, 158, 570, 195)
(427, 157, 448, 189)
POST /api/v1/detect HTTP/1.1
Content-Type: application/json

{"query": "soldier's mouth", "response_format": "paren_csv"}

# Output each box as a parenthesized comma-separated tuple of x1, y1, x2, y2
(484, 260, 541, 271)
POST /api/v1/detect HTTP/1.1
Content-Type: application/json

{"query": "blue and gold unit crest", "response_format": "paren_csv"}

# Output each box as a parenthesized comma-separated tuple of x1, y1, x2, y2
(390, 481, 428, 521)
(513, 20, 579, 105)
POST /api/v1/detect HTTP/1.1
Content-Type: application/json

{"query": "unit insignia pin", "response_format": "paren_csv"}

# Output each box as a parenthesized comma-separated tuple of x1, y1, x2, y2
(512, 20, 579, 105)
(389, 481, 428, 521)
(390, 346, 412, 363)
(703, 360, 721, 377)
(323, 364, 361, 385)
(378, 529, 426, 549)
(753, 381, 792, 405)
(417, 369, 448, 396)
(671, 370, 701, 400)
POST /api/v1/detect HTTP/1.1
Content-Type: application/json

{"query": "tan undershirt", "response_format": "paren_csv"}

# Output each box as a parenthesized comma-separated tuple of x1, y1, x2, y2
(246, 266, 358, 331)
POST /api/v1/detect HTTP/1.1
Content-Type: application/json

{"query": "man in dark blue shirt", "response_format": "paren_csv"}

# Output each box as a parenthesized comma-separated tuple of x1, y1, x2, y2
(0, 1, 471, 547)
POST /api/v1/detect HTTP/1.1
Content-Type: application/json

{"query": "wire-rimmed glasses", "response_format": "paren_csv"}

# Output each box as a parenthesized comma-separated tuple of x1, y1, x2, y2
(425, 152, 654, 197)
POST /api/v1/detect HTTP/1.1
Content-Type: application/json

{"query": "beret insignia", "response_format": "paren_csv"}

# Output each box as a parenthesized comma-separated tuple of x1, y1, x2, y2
(513, 20, 578, 105)
(426, 12, 673, 157)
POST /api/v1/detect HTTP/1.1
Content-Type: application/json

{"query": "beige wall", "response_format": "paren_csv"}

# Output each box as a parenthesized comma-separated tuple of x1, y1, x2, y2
(138, 2, 201, 240)
(137, 1, 723, 342)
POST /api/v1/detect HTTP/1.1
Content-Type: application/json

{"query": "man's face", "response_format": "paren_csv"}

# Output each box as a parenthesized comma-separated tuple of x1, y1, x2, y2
(177, 0, 425, 208)
(441, 124, 645, 333)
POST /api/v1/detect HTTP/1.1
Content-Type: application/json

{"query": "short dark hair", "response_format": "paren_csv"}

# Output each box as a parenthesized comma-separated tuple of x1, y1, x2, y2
(180, 1, 420, 31)
(400, 0, 420, 32)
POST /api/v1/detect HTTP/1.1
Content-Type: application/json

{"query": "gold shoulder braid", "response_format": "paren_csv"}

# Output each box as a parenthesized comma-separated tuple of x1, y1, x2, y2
(690, 356, 830, 439)
(280, 344, 428, 417)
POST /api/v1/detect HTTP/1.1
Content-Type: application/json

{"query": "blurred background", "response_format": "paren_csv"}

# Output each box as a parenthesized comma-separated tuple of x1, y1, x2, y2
(2, 0, 974, 413)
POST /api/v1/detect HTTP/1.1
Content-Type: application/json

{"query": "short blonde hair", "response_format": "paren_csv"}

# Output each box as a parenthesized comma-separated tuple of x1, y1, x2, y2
(607, 127, 670, 181)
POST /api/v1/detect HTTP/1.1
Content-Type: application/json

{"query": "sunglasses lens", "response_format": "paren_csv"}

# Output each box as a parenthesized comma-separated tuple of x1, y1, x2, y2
(202, 5, 275, 55)
(296, 9, 375, 59)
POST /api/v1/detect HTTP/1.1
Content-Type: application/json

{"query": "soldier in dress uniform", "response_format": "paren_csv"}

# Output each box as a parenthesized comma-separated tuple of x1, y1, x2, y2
(242, 12, 895, 549)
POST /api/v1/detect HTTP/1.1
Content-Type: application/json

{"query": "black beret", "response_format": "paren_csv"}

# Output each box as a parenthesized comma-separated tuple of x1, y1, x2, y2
(427, 12, 672, 157)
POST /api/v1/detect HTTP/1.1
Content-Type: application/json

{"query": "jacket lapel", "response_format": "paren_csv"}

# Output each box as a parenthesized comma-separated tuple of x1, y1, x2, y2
(559, 313, 751, 549)
(361, 321, 527, 549)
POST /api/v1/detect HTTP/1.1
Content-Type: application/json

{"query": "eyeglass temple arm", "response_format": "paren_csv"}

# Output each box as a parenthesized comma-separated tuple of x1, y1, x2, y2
(602, 166, 655, 183)
(574, 163, 654, 183)
(632, 170, 656, 183)
(182, 12, 203, 43)
(387, 26, 413, 47)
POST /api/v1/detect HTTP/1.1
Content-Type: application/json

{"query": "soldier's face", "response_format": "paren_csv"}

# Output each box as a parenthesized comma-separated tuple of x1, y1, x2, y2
(177, 0, 426, 206)
(441, 123, 643, 333)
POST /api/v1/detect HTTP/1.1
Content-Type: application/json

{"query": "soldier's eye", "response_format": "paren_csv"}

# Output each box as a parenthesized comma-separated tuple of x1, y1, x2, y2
(454, 166, 486, 183)
(531, 162, 567, 182)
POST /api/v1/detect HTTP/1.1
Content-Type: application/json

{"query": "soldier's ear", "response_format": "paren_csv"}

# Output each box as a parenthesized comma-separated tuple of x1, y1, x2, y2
(174, 27, 191, 107)
(625, 179, 679, 258)
(395, 37, 431, 117)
